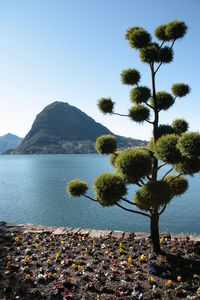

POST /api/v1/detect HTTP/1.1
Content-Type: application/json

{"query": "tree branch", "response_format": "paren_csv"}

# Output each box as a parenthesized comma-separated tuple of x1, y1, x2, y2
(83, 194, 98, 202)
(113, 112, 129, 117)
(121, 197, 140, 207)
(145, 175, 151, 181)
(162, 167, 174, 180)
(116, 203, 150, 218)
(157, 162, 168, 171)
(145, 119, 154, 124)
(159, 203, 167, 216)
(139, 178, 145, 185)
(145, 102, 154, 109)
(168, 173, 183, 184)
(154, 40, 175, 76)
(154, 62, 163, 75)
(83, 194, 150, 217)
(159, 41, 165, 49)
(170, 39, 175, 50)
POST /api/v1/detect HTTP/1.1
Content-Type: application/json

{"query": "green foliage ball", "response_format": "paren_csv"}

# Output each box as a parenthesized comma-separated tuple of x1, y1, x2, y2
(115, 148, 152, 183)
(121, 68, 141, 85)
(147, 138, 155, 152)
(129, 104, 150, 123)
(95, 135, 117, 154)
(154, 24, 171, 41)
(93, 173, 126, 206)
(97, 98, 114, 114)
(172, 119, 188, 135)
(67, 179, 88, 197)
(126, 27, 151, 49)
(174, 157, 200, 175)
(157, 124, 175, 139)
(159, 46, 173, 63)
(134, 181, 171, 211)
(151, 91, 174, 111)
(125, 26, 141, 40)
(171, 83, 190, 97)
(139, 43, 160, 63)
(155, 134, 182, 164)
(109, 151, 121, 167)
(130, 86, 151, 104)
(165, 175, 188, 196)
(177, 132, 200, 158)
(165, 20, 187, 40)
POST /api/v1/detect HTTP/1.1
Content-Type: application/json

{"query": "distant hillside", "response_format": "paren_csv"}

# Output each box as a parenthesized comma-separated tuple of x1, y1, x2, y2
(16, 102, 147, 154)
(0, 133, 23, 153)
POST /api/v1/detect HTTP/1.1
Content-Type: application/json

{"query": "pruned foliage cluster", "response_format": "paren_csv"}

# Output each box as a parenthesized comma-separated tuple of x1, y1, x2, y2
(93, 173, 126, 206)
(67, 179, 88, 197)
(95, 135, 117, 154)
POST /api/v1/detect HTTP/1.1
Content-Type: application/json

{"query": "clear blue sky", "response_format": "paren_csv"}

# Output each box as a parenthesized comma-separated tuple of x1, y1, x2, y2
(0, 0, 199, 140)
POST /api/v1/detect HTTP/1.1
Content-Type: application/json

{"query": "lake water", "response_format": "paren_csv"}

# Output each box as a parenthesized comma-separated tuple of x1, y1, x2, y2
(0, 154, 199, 234)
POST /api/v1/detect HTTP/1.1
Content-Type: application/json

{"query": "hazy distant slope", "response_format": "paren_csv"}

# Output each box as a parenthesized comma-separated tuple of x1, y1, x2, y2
(0, 133, 23, 153)
(16, 101, 147, 154)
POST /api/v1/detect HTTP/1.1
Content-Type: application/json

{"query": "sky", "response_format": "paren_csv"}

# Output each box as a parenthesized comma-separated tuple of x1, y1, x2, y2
(0, 0, 199, 140)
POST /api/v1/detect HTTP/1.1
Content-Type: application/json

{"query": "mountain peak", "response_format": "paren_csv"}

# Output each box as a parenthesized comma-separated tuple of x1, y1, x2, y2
(0, 133, 23, 153)
(16, 101, 146, 154)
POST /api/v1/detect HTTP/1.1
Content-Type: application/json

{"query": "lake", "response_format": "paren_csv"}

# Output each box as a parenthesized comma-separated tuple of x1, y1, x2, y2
(0, 154, 199, 234)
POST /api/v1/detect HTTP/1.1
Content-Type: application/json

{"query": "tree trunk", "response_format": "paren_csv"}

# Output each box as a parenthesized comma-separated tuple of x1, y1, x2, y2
(150, 211, 161, 253)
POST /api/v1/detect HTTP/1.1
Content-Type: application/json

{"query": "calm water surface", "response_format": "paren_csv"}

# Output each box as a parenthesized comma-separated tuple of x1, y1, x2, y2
(0, 154, 199, 234)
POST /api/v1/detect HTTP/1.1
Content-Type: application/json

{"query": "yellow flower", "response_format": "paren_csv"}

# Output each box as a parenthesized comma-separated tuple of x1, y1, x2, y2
(7, 255, 11, 261)
(148, 276, 155, 284)
(135, 271, 140, 276)
(85, 247, 88, 254)
(140, 254, 146, 261)
(56, 252, 60, 260)
(69, 277, 74, 284)
(46, 258, 50, 265)
(128, 256, 132, 263)
(24, 256, 29, 263)
(160, 236, 165, 243)
(78, 265, 83, 271)
(168, 279, 173, 286)
(25, 274, 31, 280)
(15, 236, 19, 242)
(61, 240, 64, 245)
(177, 275, 182, 282)
(53, 273, 57, 278)
(72, 263, 77, 269)
(35, 243, 39, 249)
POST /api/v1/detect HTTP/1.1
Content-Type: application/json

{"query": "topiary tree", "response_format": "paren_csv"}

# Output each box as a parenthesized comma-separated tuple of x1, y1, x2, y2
(67, 20, 200, 253)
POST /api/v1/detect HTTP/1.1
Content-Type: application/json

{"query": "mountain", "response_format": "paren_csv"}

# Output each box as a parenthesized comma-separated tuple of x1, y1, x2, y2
(0, 133, 23, 153)
(16, 101, 147, 154)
